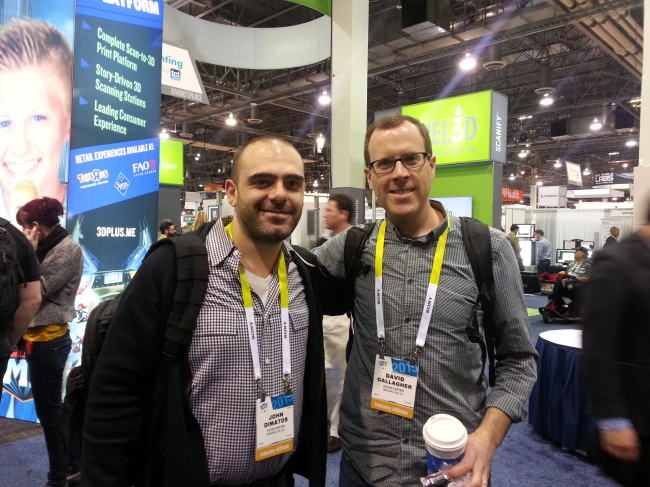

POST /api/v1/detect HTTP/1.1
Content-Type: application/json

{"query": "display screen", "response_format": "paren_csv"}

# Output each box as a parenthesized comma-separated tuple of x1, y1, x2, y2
(563, 240, 595, 249)
(515, 224, 535, 239)
(556, 248, 594, 264)
(104, 272, 123, 285)
(431, 197, 472, 218)
(519, 240, 536, 266)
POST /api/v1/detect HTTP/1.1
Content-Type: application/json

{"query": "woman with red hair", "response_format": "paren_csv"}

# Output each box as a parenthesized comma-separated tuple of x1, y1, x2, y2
(16, 197, 82, 487)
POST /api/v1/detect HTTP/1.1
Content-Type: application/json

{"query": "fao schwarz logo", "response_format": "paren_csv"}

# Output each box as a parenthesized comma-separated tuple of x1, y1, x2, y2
(115, 173, 130, 196)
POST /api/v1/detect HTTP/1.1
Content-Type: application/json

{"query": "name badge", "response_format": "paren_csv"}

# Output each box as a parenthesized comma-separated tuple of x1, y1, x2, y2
(370, 355, 418, 419)
(255, 393, 295, 461)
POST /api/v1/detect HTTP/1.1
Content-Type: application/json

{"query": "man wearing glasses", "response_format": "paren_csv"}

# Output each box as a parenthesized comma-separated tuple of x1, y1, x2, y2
(313, 115, 536, 487)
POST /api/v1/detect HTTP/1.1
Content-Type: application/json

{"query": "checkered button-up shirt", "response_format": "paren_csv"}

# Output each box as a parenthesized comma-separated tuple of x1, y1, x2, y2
(188, 222, 309, 485)
(314, 211, 537, 486)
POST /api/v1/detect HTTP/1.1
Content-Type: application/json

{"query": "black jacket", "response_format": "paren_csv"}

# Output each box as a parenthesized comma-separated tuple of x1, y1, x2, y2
(583, 232, 650, 436)
(83, 221, 341, 486)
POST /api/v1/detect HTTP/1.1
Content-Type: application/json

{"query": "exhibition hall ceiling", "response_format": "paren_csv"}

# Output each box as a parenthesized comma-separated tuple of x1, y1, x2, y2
(164, 0, 643, 201)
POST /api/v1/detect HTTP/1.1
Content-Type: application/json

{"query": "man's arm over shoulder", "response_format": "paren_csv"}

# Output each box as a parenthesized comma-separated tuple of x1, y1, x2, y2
(311, 228, 349, 278)
(82, 244, 177, 487)
(485, 230, 538, 420)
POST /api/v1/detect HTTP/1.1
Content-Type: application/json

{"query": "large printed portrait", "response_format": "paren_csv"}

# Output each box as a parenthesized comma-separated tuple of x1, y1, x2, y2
(0, 3, 73, 222)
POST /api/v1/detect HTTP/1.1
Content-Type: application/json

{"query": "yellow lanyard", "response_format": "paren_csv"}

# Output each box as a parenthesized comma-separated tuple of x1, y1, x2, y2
(374, 216, 450, 363)
(225, 224, 291, 399)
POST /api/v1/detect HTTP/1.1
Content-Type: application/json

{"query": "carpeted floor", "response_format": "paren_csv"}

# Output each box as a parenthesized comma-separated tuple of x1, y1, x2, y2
(0, 417, 42, 445)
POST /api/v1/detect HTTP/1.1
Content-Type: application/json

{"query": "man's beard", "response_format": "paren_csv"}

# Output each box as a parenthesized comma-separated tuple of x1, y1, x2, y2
(237, 203, 301, 244)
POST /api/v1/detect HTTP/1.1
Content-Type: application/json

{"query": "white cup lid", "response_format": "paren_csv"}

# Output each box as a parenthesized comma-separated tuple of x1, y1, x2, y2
(422, 414, 468, 451)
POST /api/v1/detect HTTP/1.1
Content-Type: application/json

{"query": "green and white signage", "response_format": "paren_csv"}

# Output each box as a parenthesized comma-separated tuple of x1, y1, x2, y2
(402, 90, 507, 165)
(286, 0, 331, 16)
(159, 139, 184, 185)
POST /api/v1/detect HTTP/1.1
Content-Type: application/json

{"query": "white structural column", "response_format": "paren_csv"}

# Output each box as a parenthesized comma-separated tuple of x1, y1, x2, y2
(634, 3, 650, 227)
(330, 0, 369, 190)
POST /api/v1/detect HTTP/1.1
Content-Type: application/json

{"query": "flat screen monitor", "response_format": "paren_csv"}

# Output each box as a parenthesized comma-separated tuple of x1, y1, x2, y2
(515, 224, 535, 239)
(557, 248, 594, 264)
(563, 240, 595, 249)
(430, 197, 472, 218)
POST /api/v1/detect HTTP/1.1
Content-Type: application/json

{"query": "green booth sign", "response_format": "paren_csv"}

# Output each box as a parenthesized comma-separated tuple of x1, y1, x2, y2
(402, 90, 507, 165)
(159, 139, 184, 185)
(286, 0, 331, 16)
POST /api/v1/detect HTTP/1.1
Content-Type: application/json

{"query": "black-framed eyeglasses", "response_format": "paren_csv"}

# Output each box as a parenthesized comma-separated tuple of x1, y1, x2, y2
(367, 152, 431, 174)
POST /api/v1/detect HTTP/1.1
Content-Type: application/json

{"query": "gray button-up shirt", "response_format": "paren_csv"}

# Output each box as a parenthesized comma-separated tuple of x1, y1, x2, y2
(188, 222, 309, 485)
(314, 213, 537, 486)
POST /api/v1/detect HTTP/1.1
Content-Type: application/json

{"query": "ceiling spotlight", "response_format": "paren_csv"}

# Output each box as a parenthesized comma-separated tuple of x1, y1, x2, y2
(509, 173, 515, 180)
(225, 112, 237, 126)
(159, 129, 169, 139)
(583, 167, 591, 175)
(625, 140, 637, 147)
(536, 181, 544, 186)
(195, 156, 199, 161)
(518, 150, 527, 158)
(622, 163, 629, 168)
(609, 151, 620, 155)
(520, 170, 525, 175)
(318, 90, 331, 105)
(316, 133, 325, 153)
(589, 117, 602, 131)
(539, 93, 553, 106)
(554, 159, 562, 168)
(459, 52, 477, 71)
(313, 180, 319, 188)
(396, 0, 402, 8)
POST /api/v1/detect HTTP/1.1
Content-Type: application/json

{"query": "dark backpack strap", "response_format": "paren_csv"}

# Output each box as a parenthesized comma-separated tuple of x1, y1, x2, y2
(459, 217, 496, 387)
(148, 231, 210, 485)
(343, 223, 374, 317)
(342, 223, 374, 360)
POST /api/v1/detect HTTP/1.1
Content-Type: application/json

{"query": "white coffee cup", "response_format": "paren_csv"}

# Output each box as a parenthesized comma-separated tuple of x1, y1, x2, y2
(422, 414, 468, 473)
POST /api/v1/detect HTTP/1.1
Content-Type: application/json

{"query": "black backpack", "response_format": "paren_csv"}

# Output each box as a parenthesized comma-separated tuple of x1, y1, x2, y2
(343, 217, 496, 387)
(62, 231, 209, 454)
(0, 218, 23, 339)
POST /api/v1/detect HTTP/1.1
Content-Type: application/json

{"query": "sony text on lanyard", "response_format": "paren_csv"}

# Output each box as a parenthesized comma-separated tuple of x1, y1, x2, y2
(225, 223, 295, 460)
(370, 217, 450, 419)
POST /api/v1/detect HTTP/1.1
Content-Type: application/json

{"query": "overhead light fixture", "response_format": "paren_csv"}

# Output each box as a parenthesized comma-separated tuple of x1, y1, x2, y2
(159, 129, 169, 139)
(518, 150, 527, 158)
(536, 181, 544, 186)
(520, 170, 525, 175)
(509, 173, 515, 180)
(518, 115, 532, 120)
(554, 159, 562, 168)
(318, 90, 331, 105)
(396, 0, 402, 8)
(459, 52, 477, 71)
(583, 167, 591, 175)
(316, 133, 325, 153)
(539, 93, 553, 106)
(609, 151, 620, 155)
(225, 112, 237, 126)
(622, 163, 629, 168)
(589, 117, 602, 131)
(313, 180, 319, 188)
(625, 140, 637, 147)
(630, 98, 642, 104)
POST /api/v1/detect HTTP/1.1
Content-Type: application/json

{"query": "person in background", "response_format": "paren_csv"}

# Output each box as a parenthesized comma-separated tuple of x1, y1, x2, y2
(313, 193, 354, 453)
(604, 226, 620, 248)
(16, 197, 83, 487)
(313, 115, 537, 486)
(583, 204, 650, 486)
(158, 219, 176, 240)
(552, 246, 591, 316)
(0, 218, 41, 378)
(0, 19, 73, 222)
(534, 229, 552, 275)
(507, 225, 525, 271)
(192, 209, 209, 231)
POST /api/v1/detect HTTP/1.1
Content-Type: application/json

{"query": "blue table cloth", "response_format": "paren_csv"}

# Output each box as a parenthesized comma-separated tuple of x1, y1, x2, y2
(528, 330, 593, 450)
